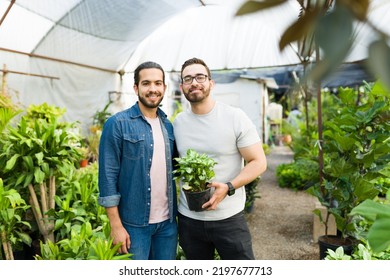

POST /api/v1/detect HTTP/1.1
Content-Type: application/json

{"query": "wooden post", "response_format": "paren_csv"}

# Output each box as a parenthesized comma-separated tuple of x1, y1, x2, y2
(2, 64, 7, 96)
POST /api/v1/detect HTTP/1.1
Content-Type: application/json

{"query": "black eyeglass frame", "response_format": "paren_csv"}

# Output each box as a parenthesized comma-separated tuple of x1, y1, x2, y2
(181, 74, 209, 85)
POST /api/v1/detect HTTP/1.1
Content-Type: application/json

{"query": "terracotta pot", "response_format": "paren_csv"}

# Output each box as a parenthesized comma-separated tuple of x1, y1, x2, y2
(80, 159, 88, 168)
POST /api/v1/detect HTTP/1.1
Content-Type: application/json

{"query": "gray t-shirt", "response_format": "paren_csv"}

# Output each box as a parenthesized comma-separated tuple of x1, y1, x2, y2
(173, 101, 260, 221)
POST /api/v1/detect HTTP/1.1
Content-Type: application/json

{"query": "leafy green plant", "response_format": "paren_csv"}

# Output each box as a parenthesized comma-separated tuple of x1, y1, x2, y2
(324, 246, 352, 260)
(350, 192, 390, 253)
(307, 83, 390, 238)
(325, 242, 390, 260)
(53, 162, 107, 240)
(92, 101, 112, 129)
(25, 102, 66, 122)
(245, 177, 261, 212)
(0, 94, 22, 133)
(0, 178, 31, 260)
(35, 222, 131, 260)
(169, 100, 183, 122)
(173, 149, 217, 192)
(276, 159, 319, 190)
(0, 103, 84, 243)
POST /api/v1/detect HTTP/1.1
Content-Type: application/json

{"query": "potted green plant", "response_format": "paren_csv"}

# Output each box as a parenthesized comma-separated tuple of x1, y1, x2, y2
(173, 149, 217, 212)
(307, 83, 390, 258)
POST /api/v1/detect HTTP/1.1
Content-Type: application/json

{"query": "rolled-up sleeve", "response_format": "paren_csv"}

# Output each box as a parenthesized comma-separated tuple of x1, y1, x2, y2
(98, 194, 121, 208)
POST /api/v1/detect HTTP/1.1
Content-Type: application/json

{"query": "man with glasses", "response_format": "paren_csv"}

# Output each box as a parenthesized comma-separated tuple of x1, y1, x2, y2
(173, 57, 267, 260)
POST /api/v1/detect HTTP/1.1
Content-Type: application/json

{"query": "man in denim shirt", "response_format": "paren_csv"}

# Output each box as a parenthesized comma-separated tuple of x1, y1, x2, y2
(98, 61, 177, 260)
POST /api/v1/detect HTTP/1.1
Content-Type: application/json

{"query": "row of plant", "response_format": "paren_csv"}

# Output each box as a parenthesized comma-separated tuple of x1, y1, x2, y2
(276, 82, 390, 258)
(0, 95, 131, 260)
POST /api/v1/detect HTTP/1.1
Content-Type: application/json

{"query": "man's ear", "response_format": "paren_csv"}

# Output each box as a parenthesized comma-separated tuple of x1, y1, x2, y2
(133, 84, 139, 95)
(209, 79, 215, 90)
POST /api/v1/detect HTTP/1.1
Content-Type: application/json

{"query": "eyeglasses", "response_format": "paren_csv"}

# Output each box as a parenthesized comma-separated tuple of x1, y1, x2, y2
(182, 74, 209, 85)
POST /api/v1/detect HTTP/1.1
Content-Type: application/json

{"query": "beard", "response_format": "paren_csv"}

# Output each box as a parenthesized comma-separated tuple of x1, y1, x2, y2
(183, 86, 211, 103)
(138, 92, 163, 109)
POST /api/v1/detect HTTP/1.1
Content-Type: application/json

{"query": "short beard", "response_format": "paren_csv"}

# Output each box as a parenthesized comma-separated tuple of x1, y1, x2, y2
(138, 94, 162, 109)
(184, 87, 210, 103)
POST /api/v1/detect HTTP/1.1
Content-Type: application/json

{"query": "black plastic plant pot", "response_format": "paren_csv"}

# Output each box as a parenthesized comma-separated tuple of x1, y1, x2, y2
(318, 235, 359, 260)
(184, 188, 211, 212)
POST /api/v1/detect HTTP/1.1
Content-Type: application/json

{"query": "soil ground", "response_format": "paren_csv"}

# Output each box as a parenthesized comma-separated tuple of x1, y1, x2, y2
(246, 145, 320, 260)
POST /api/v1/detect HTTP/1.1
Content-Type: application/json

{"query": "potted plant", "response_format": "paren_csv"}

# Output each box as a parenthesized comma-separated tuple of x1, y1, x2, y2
(307, 83, 390, 258)
(173, 149, 217, 212)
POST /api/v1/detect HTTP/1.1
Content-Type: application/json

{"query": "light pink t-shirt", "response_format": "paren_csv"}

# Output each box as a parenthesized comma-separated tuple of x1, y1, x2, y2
(146, 116, 169, 223)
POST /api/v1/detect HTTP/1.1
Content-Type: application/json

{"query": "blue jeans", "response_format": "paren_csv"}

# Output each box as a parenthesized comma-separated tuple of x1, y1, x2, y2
(123, 219, 178, 260)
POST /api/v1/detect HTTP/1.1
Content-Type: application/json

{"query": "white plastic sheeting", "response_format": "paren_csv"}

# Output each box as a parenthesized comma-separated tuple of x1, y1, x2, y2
(1, 0, 390, 133)
(125, 0, 302, 72)
(0, 0, 198, 131)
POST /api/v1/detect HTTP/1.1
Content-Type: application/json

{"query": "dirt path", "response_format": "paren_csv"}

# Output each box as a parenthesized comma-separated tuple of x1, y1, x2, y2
(247, 145, 320, 260)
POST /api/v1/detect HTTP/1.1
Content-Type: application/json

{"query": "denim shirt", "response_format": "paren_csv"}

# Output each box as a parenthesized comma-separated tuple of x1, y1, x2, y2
(98, 102, 177, 227)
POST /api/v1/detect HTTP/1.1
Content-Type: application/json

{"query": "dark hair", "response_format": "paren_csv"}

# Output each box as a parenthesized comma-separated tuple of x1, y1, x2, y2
(134, 61, 165, 86)
(181, 57, 211, 79)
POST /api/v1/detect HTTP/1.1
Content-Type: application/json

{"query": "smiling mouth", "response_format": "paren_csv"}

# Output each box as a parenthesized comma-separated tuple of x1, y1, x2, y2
(147, 94, 160, 100)
(189, 89, 202, 94)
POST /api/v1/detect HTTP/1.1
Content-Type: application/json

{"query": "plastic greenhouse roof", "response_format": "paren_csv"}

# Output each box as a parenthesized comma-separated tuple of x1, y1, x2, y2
(0, 0, 389, 133)
(1, 0, 389, 72)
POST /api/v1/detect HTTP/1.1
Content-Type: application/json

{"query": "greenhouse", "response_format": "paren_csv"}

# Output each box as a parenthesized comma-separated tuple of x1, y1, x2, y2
(0, 0, 389, 272)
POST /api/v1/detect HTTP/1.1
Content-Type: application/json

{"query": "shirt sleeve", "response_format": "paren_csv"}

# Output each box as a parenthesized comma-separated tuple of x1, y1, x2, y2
(97, 115, 122, 207)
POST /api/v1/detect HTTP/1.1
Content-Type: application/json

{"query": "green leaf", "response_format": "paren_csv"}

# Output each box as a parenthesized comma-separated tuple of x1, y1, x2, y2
(35, 152, 44, 165)
(34, 167, 45, 184)
(16, 231, 32, 246)
(5, 154, 20, 171)
(23, 155, 34, 171)
(307, 5, 353, 84)
(350, 199, 390, 222)
(338, 0, 369, 21)
(279, 7, 320, 51)
(23, 173, 34, 188)
(235, 0, 286, 16)
(367, 215, 390, 253)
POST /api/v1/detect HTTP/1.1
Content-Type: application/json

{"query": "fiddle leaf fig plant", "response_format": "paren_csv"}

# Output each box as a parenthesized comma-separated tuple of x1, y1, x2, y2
(307, 82, 390, 238)
(173, 149, 217, 193)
